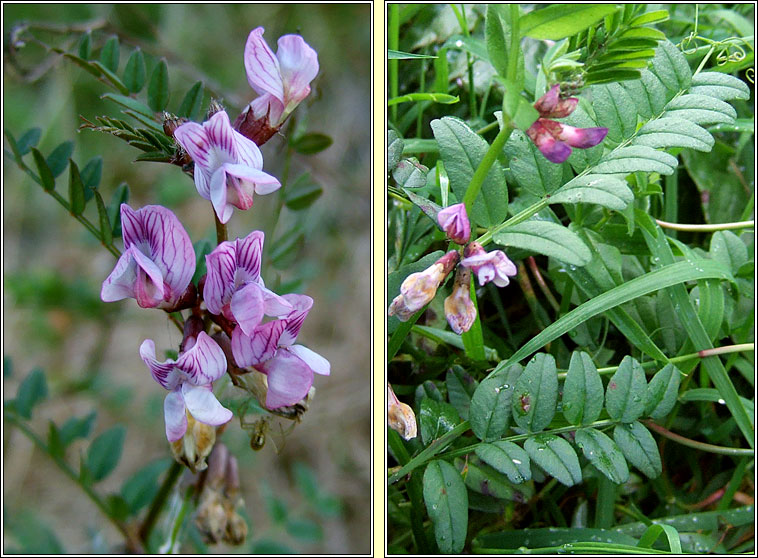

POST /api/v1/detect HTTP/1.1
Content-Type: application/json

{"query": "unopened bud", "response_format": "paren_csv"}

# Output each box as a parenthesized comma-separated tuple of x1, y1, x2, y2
(206, 98, 226, 120)
(388, 251, 459, 321)
(437, 203, 470, 244)
(388, 383, 417, 440)
(444, 266, 476, 334)
(195, 490, 226, 544)
(163, 112, 188, 138)
(233, 105, 279, 146)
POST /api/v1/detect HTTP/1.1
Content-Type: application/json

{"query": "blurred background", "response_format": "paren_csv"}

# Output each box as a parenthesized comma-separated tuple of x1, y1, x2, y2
(3, 3, 371, 554)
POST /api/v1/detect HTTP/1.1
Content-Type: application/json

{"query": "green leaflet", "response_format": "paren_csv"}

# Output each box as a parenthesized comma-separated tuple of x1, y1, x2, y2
(423, 460, 468, 553)
(549, 174, 633, 210)
(504, 130, 563, 196)
(122, 48, 146, 93)
(592, 145, 677, 175)
(147, 59, 170, 112)
(525, 434, 582, 487)
(690, 71, 751, 101)
(493, 220, 592, 266)
(446, 366, 479, 421)
(613, 421, 662, 478)
(644, 363, 681, 420)
(634, 117, 714, 151)
(512, 353, 557, 432)
(520, 4, 618, 40)
(562, 351, 604, 425)
(419, 398, 460, 446)
(591, 83, 639, 145)
(85, 425, 126, 482)
(605, 356, 648, 423)
(470, 363, 520, 442)
(475, 441, 531, 484)
(575, 428, 630, 484)
(663, 94, 737, 125)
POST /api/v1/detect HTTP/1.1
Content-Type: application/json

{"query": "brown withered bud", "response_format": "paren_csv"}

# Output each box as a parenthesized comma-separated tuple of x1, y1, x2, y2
(206, 98, 225, 120)
(233, 105, 279, 146)
(224, 512, 248, 546)
(170, 413, 216, 473)
(163, 112, 189, 138)
(195, 490, 226, 544)
(164, 282, 198, 313)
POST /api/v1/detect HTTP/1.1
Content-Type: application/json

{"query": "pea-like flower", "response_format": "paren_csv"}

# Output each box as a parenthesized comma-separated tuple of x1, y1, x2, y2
(204, 230, 292, 336)
(173, 110, 281, 224)
(101, 204, 195, 309)
(140, 331, 233, 442)
(235, 27, 319, 144)
(388, 251, 460, 321)
(437, 203, 470, 245)
(444, 267, 477, 334)
(460, 242, 517, 288)
(388, 383, 417, 440)
(526, 84, 608, 164)
(231, 294, 330, 409)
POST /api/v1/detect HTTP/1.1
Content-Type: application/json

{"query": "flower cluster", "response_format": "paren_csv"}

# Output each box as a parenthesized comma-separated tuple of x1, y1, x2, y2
(388, 203, 517, 334)
(100, 27, 327, 456)
(526, 84, 608, 163)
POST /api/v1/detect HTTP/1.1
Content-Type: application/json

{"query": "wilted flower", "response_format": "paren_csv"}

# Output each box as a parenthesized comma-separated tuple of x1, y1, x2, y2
(444, 266, 477, 334)
(234, 27, 319, 144)
(460, 242, 517, 287)
(101, 204, 195, 309)
(437, 203, 470, 244)
(526, 84, 608, 163)
(388, 383, 417, 440)
(140, 331, 232, 442)
(204, 230, 292, 336)
(231, 294, 330, 409)
(173, 110, 281, 223)
(388, 251, 460, 321)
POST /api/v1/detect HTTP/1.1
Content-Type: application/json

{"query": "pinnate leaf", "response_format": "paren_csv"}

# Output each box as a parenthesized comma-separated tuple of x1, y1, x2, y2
(512, 353, 558, 432)
(423, 460, 468, 553)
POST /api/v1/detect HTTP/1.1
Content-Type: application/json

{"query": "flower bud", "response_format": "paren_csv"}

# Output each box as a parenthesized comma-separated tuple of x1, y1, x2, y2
(224, 512, 248, 546)
(233, 106, 279, 146)
(195, 489, 226, 544)
(437, 203, 470, 244)
(444, 267, 477, 334)
(388, 251, 460, 321)
(388, 383, 417, 440)
(170, 412, 216, 473)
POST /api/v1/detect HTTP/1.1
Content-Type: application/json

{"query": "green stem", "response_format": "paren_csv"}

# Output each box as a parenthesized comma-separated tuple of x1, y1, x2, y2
(655, 218, 754, 232)
(388, 421, 470, 484)
(214, 208, 227, 244)
(477, 197, 550, 246)
(139, 461, 183, 544)
(6, 413, 136, 545)
(462, 124, 514, 221)
(644, 420, 754, 456)
(389, 4, 399, 123)
(506, 5, 521, 83)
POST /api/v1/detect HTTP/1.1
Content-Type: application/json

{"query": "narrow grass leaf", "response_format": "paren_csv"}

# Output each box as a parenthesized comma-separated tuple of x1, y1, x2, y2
(525, 434, 582, 487)
(637, 524, 682, 553)
(423, 460, 468, 553)
(475, 441, 531, 483)
(563, 351, 604, 425)
(575, 428, 630, 484)
(387, 93, 459, 106)
(613, 421, 662, 478)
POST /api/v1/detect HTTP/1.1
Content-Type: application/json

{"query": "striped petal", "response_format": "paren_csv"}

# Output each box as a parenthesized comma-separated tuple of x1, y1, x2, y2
(231, 319, 285, 367)
(288, 344, 330, 376)
(279, 294, 313, 346)
(244, 27, 284, 101)
(204, 111, 237, 160)
(276, 34, 319, 109)
(230, 282, 265, 336)
(260, 349, 314, 409)
(164, 389, 188, 442)
(140, 338, 182, 390)
(182, 384, 233, 426)
(203, 240, 237, 315)
(174, 331, 228, 385)
(173, 121, 211, 169)
(235, 230, 264, 281)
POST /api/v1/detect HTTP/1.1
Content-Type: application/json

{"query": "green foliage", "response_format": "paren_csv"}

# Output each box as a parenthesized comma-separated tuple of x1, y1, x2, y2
(85, 425, 126, 482)
(422, 460, 468, 553)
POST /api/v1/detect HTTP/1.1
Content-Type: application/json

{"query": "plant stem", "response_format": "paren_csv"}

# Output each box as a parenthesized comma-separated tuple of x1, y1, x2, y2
(139, 461, 183, 544)
(389, 4, 399, 123)
(644, 420, 754, 456)
(655, 218, 754, 232)
(462, 124, 514, 221)
(214, 209, 227, 244)
(477, 197, 549, 246)
(388, 421, 471, 484)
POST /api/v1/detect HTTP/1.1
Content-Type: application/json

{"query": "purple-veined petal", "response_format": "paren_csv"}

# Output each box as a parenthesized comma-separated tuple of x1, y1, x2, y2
(140, 339, 182, 390)
(224, 163, 281, 195)
(276, 34, 319, 107)
(261, 286, 294, 317)
(234, 132, 264, 169)
(248, 94, 285, 124)
(204, 111, 237, 160)
(204, 241, 237, 315)
(230, 282, 265, 336)
(244, 27, 284, 101)
(175, 331, 228, 385)
(259, 349, 314, 409)
(231, 319, 285, 367)
(222, 171, 256, 211)
(164, 389, 187, 442)
(173, 122, 211, 169)
(131, 247, 166, 308)
(182, 384, 233, 426)
(120, 203, 142, 250)
(288, 344, 330, 376)
(557, 124, 608, 149)
(194, 163, 211, 199)
(535, 134, 572, 163)
(279, 294, 313, 346)
(210, 167, 234, 223)
(234, 230, 264, 281)
(101, 248, 139, 302)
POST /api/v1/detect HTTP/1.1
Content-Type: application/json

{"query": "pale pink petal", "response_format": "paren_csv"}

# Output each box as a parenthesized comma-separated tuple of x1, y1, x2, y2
(230, 282, 265, 336)
(175, 331, 227, 385)
(210, 167, 234, 224)
(276, 34, 319, 107)
(194, 163, 211, 199)
(119, 203, 142, 249)
(173, 122, 211, 169)
(222, 172, 256, 211)
(437, 203, 470, 244)
(231, 320, 285, 367)
(288, 344, 330, 376)
(249, 94, 285, 124)
(234, 230, 264, 281)
(279, 294, 313, 346)
(101, 248, 138, 302)
(259, 349, 314, 409)
(244, 27, 284, 101)
(203, 241, 237, 315)
(204, 111, 237, 160)
(234, 132, 264, 169)
(224, 163, 281, 195)
(182, 384, 233, 426)
(130, 247, 166, 308)
(164, 389, 188, 442)
(140, 339, 182, 390)
(260, 286, 294, 317)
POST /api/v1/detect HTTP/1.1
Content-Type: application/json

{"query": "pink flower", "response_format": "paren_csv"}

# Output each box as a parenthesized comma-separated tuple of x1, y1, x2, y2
(444, 267, 477, 334)
(234, 27, 319, 144)
(388, 383, 417, 440)
(388, 251, 460, 321)
(173, 110, 281, 223)
(460, 242, 517, 287)
(140, 331, 232, 442)
(437, 203, 470, 244)
(231, 294, 330, 409)
(526, 84, 608, 164)
(204, 230, 292, 335)
(101, 204, 195, 309)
